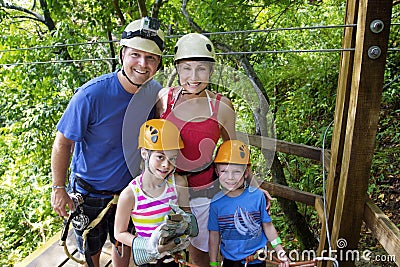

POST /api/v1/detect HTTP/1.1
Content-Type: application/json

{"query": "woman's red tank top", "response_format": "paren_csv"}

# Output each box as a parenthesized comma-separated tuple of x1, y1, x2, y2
(160, 88, 221, 188)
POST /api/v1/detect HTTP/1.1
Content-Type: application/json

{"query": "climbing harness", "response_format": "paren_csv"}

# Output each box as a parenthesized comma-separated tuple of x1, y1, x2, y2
(59, 193, 119, 266)
(174, 252, 200, 267)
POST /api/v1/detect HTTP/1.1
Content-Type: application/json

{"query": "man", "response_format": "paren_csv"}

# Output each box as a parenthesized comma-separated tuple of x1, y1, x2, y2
(51, 17, 165, 267)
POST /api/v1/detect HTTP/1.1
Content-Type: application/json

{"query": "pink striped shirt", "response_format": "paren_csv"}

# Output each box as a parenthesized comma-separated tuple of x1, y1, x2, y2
(130, 174, 178, 237)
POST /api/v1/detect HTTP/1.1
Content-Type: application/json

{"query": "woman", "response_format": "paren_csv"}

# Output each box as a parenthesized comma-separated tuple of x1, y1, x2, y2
(156, 33, 236, 267)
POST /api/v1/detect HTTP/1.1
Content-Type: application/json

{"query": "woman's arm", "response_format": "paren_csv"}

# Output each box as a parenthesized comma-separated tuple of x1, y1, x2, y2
(155, 87, 169, 118)
(114, 186, 136, 246)
(175, 173, 190, 213)
(218, 96, 237, 141)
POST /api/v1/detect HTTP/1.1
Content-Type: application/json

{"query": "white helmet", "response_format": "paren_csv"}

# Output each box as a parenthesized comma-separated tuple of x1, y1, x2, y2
(174, 33, 215, 62)
(120, 17, 165, 56)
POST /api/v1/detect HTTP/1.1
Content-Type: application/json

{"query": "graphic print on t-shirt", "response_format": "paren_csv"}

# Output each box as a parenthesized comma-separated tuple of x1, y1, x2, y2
(233, 206, 262, 239)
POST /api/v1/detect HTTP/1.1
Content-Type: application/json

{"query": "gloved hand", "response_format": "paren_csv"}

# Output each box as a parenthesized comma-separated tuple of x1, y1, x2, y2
(159, 200, 199, 245)
(169, 200, 199, 237)
(132, 223, 191, 266)
(132, 224, 167, 265)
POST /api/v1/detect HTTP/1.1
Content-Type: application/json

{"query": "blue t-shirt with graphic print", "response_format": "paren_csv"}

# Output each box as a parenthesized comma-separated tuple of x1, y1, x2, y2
(57, 71, 161, 195)
(208, 186, 272, 262)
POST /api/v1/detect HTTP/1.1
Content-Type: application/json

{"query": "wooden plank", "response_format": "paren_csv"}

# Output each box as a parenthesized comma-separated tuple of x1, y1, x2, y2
(18, 229, 122, 267)
(329, 0, 393, 266)
(17, 229, 79, 267)
(314, 197, 326, 228)
(259, 181, 321, 207)
(237, 132, 322, 161)
(318, 0, 359, 259)
(363, 198, 400, 266)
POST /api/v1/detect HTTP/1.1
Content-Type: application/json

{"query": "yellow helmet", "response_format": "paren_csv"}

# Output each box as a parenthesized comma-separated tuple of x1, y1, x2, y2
(138, 119, 184, 151)
(174, 33, 215, 62)
(120, 17, 165, 56)
(214, 140, 250, 165)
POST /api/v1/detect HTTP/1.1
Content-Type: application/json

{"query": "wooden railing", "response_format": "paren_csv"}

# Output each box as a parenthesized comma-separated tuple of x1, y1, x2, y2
(238, 132, 399, 266)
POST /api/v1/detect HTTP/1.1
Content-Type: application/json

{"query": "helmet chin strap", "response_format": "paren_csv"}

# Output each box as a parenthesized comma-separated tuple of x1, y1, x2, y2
(121, 68, 142, 88)
(180, 87, 207, 95)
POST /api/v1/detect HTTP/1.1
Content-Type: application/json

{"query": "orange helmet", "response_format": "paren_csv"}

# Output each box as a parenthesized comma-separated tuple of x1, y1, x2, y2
(138, 119, 184, 150)
(214, 140, 250, 165)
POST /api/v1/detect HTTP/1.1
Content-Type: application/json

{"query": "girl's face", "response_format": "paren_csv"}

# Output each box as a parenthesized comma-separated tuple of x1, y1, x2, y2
(144, 149, 178, 180)
(176, 60, 213, 94)
(216, 163, 247, 192)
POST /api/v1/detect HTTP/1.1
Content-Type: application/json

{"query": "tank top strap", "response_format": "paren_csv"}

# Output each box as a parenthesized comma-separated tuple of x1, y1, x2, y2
(129, 175, 142, 206)
(211, 93, 222, 118)
(164, 87, 175, 115)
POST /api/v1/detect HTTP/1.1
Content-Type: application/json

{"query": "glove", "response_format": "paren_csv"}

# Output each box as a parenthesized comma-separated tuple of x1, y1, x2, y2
(169, 200, 199, 237)
(132, 224, 168, 265)
(132, 223, 191, 266)
(159, 200, 199, 245)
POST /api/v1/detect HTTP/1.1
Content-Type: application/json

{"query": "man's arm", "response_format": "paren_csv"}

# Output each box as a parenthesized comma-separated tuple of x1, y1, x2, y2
(51, 131, 74, 217)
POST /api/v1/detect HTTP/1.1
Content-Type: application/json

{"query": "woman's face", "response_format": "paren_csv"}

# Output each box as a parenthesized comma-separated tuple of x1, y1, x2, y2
(176, 60, 213, 94)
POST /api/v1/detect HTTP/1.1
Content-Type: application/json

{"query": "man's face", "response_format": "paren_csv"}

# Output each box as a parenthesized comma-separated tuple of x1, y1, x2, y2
(121, 47, 161, 85)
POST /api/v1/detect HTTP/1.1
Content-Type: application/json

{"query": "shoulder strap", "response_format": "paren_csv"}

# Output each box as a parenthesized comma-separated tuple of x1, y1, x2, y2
(164, 87, 175, 115)
(212, 93, 223, 117)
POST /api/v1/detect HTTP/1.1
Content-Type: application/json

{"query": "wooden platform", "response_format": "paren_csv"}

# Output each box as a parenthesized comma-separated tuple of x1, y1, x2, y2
(18, 230, 279, 267)
(17, 229, 134, 267)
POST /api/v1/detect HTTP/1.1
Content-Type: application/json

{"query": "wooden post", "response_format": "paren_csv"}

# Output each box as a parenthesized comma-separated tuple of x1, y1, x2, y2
(318, 0, 359, 259)
(319, 0, 392, 266)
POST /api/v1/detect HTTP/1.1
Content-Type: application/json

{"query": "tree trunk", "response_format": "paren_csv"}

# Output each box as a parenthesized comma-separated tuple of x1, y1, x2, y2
(240, 55, 318, 250)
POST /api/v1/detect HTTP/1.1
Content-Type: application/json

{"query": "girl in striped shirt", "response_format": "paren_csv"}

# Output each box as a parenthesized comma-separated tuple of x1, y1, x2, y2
(115, 119, 190, 266)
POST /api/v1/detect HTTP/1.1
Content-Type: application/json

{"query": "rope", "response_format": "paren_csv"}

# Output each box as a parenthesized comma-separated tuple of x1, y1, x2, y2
(82, 195, 119, 251)
(59, 194, 119, 265)
(62, 242, 86, 264)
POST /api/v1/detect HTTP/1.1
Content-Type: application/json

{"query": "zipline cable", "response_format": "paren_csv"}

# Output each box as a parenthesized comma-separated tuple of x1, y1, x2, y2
(4, 47, 400, 67)
(1, 22, 399, 54)
(0, 24, 359, 54)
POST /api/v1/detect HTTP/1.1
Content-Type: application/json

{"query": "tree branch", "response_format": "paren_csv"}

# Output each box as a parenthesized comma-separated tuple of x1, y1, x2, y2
(150, 0, 164, 18)
(112, 0, 125, 25)
(181, 0, 203, 32)
(1, 2, 45, 23)
(137, 0, 148, 17)
(39, 0, 55, 31)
